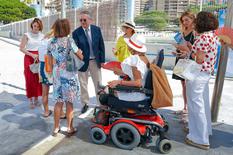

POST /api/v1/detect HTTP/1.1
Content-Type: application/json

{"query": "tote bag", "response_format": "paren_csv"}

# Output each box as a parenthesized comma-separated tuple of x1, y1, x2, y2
(29, 59, 39, 74)
(66, 38, 84, 72)
(173, 59, 202, 81)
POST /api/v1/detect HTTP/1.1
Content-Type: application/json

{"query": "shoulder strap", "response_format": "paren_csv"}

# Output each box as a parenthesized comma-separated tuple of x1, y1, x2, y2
(66, 37, 72, 54)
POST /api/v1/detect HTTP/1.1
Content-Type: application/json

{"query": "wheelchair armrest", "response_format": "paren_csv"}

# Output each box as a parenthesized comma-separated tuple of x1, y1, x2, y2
(111, 85, 153, 95)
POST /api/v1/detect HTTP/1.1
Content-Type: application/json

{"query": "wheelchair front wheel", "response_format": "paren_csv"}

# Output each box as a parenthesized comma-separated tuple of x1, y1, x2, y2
(156, 138, 172, 154)
(91, 127, 107, 144)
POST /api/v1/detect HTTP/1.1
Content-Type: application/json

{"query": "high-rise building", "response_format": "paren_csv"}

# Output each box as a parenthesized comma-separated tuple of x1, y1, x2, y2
(140, 0, 165, 14)
(164, 0, 198, 21)
(134, 0, 141, 17)
(45, 0, 70, 13)
(45, 0, 109, 14)
(82, 0, 108, 8)
(139, 0, 198, 21)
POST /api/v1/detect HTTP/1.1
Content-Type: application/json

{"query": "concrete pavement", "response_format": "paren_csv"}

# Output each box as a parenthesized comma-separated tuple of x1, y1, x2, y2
(0, 38, 233, 155)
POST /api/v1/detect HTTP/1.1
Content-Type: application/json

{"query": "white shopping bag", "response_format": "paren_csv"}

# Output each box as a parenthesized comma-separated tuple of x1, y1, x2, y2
(173, 59, 202, 81)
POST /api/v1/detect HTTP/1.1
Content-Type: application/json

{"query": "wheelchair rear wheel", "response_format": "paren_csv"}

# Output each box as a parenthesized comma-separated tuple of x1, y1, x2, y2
(110, 122, 140, 150)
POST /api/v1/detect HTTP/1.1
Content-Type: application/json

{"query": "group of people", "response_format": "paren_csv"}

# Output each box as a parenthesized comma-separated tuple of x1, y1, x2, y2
(19, 11, 105, 136)
(19, 9, 221, 150)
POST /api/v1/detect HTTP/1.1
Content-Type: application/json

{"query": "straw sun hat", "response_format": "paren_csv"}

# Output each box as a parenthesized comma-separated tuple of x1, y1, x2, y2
(124, 34, 147, 53)
(121, 20, 136, 30)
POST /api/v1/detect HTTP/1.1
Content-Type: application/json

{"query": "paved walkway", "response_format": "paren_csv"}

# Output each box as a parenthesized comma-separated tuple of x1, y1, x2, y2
(0, 38, 232, 155)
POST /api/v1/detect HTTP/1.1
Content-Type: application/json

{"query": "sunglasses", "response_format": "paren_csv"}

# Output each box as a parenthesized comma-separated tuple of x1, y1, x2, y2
(80, 19, 87, 22)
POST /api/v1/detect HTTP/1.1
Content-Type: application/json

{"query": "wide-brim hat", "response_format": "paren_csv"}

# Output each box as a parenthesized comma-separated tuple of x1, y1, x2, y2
(121, 20, 136, 30)
(124, 34, 147, 53)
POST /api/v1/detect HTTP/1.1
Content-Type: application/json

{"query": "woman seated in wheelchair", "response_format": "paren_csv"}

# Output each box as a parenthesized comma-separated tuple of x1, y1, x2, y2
(100, 34, 150, 111)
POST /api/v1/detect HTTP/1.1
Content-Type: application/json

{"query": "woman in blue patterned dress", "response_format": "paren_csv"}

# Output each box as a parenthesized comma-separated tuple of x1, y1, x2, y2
(47, 19, 83, 136)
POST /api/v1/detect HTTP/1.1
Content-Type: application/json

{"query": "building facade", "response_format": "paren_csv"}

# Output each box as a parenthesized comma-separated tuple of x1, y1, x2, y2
(164, 0, 198, 21)
(45, 0, 109, 13)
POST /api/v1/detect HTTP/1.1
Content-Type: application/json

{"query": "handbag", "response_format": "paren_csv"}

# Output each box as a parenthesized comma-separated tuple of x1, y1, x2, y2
(44, 54, 52, 73)
(173, 58, 202, 81)
(29, 59, 39, 74)
(66, 38, 84, 72)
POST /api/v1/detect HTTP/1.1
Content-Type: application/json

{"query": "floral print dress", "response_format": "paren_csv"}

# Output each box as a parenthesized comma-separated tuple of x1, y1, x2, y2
(47, 37, 80, 103)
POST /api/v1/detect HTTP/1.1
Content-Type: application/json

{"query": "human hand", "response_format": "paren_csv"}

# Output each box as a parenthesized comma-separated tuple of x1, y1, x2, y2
(174, 44, 190, 53)
(177, 51, 189, 58)
(171, 51, 177, 56)
(108, 80, 120, 88)
(113, 67, 124, 76)
(101, 63, 105, 68)
(77, 49, 84, 60)
(112, 48, 118, 56)
(31, 54, 38, 60)
(186, 42, 192, 50)
(195, 51, 205, 64)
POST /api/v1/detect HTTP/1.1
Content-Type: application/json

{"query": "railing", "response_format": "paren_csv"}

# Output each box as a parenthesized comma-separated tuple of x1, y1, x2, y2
(0, 0, 124, 41)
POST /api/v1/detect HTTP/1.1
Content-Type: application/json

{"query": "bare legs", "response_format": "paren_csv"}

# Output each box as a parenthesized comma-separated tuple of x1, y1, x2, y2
(66, 102, 74, 131)
(42, 84, 51, 116)
(53, 102, 63, 132)
(53, 101, 75, 135)
(29, 98, 35, 109)
(29, 97, 39, 109)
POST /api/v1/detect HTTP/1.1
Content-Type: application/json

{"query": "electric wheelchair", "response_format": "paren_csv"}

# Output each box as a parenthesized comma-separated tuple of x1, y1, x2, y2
(90, 50, 172, 154)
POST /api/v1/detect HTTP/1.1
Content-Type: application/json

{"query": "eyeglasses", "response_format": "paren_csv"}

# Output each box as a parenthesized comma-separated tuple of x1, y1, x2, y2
(80, 19, 87, 22)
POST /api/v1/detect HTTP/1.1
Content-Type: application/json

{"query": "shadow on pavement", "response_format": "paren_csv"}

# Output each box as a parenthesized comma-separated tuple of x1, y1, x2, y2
(63, 108, 181, 154)
(211, 125, 233, 149)
(1, 82, 26, 91)
(0, 91, 27, 111)
(0, 102, 14, 112)
(54, 108, 233, 155)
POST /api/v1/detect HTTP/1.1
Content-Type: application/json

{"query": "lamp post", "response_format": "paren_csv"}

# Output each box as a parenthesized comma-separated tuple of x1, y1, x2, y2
(200, 0, 203, 11)
(61, 0, 66, 18)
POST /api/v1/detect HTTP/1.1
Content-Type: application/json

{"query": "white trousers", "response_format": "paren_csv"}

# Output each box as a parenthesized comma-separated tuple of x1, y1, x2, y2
(186, 72, 212, 145)
(78, 60, 102, 106)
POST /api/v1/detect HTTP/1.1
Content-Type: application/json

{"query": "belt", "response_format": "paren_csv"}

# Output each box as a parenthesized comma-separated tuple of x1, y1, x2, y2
(89, 58, 96, 60)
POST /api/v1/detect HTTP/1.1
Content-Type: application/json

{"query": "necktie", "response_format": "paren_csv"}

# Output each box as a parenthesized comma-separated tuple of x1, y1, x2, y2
(85, 29, 94, 59)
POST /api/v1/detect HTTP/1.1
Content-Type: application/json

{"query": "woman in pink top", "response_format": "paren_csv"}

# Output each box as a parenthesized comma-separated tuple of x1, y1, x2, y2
(176, 11, 219, 150)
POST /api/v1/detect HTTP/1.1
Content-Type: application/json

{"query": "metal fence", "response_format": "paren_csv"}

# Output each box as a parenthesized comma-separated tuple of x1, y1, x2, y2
(0, 0, 126, 41)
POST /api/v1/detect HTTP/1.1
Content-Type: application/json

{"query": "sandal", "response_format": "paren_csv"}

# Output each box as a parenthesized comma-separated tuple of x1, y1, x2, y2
(173, 109, 188, 115)
(66, 127, 77, 137)
(179, 119, 188, 124)
(34, 100, 41, 107)
(183, 126, 189, 133)
(29, 102, 35, 109)
(185, 137, 210, 150)
(52, 128, 60, 137)
(179, 116, 188, 124)
(42, 110, 52, 118)
(60, 115, 67, 119)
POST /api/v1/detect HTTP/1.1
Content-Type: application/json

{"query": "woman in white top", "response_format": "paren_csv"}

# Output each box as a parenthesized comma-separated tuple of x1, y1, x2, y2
(100, 34, 149, 106)
(19, 18, 44, 109)
(38, 30, 53, 117)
